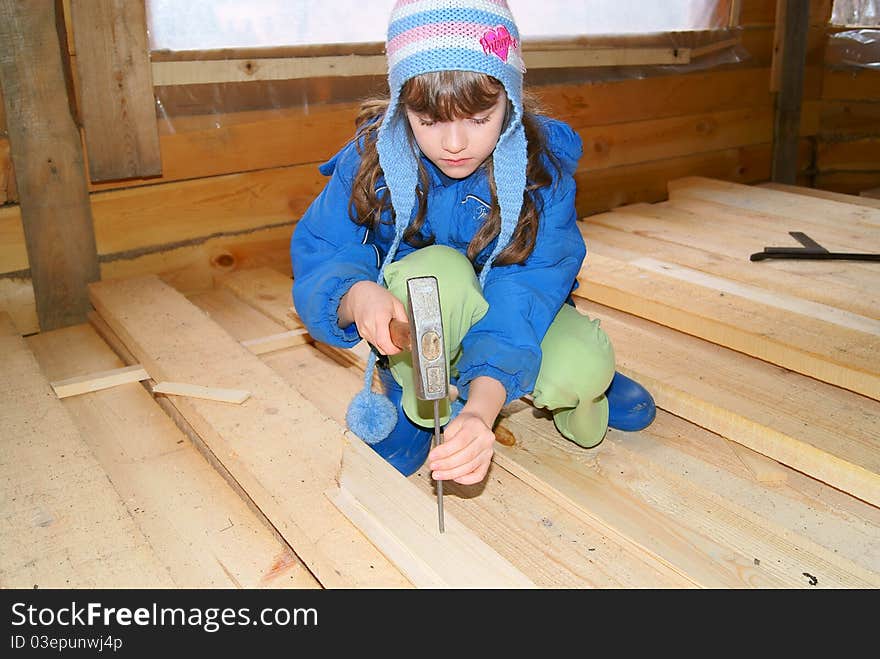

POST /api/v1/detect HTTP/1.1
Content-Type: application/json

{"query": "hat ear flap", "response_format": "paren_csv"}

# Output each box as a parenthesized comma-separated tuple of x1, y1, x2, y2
(480, 118, 527, 286)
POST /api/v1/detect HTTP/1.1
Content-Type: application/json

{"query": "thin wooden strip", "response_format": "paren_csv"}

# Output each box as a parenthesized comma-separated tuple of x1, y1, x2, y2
(242, 328, 311, 355)
(0, 313, 172, 588)
(51, 364, 149, 398)
(27, 324, 319, 589)
(152, 381, 251, 404)
(330, 431, 536, 589)
(630, 257, 880, 335)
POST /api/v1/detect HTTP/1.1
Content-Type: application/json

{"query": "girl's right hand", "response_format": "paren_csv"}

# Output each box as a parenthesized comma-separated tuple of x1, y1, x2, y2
(338, 280, 408, 355)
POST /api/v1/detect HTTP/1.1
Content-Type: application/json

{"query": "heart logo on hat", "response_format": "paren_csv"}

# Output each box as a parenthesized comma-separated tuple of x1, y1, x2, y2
(480, 26, 517, 63)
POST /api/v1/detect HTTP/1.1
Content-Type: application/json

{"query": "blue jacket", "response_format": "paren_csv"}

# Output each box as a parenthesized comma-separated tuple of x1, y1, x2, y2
(291, 116, 585, 404)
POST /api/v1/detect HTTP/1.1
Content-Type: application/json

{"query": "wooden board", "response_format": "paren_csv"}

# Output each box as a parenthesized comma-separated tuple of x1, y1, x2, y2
(574, 248, 880, 400)
(667, 176, 880, 228)
(0, 313, 171, 588)
(26, 324, 319, 589)
(89, 274, 409, 588)
(0, 165, 318, 275)
(496, 400, 880, 589)
(0, 0, 99, 329)
(577, 299, 880, 508)
(330, 431, 535, 588)
(758, 182, 880, 210)
(580, 218, 878, 320)
(70, 0, 161, 181)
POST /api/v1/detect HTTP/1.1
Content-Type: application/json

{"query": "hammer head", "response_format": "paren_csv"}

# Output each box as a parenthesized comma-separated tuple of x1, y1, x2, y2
(405, 276, 448, 401)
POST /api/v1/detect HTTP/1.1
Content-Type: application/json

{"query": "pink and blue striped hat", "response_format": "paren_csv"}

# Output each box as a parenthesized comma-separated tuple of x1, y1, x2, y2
(376, 0, 527, 287)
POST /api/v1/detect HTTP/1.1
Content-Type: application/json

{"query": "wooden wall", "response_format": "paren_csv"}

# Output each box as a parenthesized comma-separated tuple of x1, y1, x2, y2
(815, 33, 880, 194)
(0, 0, 861, 334)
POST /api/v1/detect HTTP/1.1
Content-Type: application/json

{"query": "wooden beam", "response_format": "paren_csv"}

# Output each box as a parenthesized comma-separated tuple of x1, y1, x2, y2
(150, 47, 690, 86)
(0, 313, 172, 588)
(329, 431, 535, 588)
(70, 0, 161, 181)
(771, 0, 811, 183)
(0, 0, 99, 330)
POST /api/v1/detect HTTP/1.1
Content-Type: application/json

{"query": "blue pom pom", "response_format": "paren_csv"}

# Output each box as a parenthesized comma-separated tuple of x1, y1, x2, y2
(346, 390, 397, 445)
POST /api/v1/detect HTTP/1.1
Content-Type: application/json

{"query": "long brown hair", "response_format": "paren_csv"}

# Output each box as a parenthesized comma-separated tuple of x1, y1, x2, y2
(350, 71, 560, 267)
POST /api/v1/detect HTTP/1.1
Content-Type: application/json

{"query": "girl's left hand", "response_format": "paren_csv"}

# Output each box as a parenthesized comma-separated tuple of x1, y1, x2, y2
(427, 411, 495, 485)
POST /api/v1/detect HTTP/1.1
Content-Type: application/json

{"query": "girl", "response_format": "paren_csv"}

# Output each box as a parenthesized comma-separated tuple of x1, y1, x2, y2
(291, 0, 655, 486)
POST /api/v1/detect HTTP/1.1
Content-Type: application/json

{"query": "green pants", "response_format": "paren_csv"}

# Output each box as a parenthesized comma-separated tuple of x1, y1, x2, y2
(383, 245, 616, 448)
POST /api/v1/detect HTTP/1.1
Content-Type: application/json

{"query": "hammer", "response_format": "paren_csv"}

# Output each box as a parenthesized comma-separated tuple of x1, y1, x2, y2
(389, 276, 448, 533)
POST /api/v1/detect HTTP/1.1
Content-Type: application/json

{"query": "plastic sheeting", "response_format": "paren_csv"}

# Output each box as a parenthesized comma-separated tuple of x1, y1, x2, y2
(826, 29, 880, 69)
(147, 0, 746, 130)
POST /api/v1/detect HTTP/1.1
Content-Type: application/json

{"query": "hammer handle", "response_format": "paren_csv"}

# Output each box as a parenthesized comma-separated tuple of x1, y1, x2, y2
(389, 319, 411, 351)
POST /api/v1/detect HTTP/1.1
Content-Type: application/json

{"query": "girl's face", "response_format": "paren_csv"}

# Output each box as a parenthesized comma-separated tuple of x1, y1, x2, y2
(405, 90, 508, 180)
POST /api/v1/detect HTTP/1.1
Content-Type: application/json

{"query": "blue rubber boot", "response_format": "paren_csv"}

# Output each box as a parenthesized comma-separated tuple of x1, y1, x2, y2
(606, 371, 656, 431)
(370, 367, 434, 476)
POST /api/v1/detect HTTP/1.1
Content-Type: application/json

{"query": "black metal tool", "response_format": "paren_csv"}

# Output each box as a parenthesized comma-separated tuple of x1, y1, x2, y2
(750, 231, 880, 262)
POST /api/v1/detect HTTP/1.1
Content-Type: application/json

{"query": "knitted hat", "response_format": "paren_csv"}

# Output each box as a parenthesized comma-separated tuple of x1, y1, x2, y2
(347, 0, 527, 446)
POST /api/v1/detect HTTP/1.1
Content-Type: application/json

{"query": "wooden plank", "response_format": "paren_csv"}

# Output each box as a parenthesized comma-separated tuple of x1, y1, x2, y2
(70, 0, 161, 181)
(817, 138, 880, 172)
(26, 324, 320, 589)
(152, 381, 251, 404)
(51, 363, 149, 398)
(193, 281, 691, 587)
(0, 313, 172, 588)
(0, 0, 99, 330)
(574, 142, 783, 217)
(574, 251, 880, 400)
(216, 266, 301, 329)
(0, 165, 317, 275)
(329, 431, 535, 588)
(823, 68, 880, 101)
(667, 176, 880, 227)
(88, 274, 409, 588)
(151, 47, 689, 86)
(815, 171, 880, 196)
(581, 217, 879, 320)
(758, 182, 880, 209)
(577, 299, 880, 509)
(771, 0, 811, 183)
(0, 135, 16, 204)
(577, 103, 819, 172)
(863, 187, 880, 200)
(497, 400, 880, 588)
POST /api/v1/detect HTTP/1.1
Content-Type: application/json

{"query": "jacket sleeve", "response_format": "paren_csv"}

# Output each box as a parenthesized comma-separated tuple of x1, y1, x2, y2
(291, 142, 381, 348)
(455, 178, 586, 404)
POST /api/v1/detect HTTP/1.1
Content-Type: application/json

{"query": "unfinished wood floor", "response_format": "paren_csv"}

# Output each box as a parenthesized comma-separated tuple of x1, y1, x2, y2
(2, 178, 878, 588)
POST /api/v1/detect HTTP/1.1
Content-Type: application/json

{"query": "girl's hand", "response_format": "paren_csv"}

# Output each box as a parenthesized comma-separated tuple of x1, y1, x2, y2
(338, 280, 408, 355)
(428, 411, 495, 485)
(427, 375, 506, 485)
